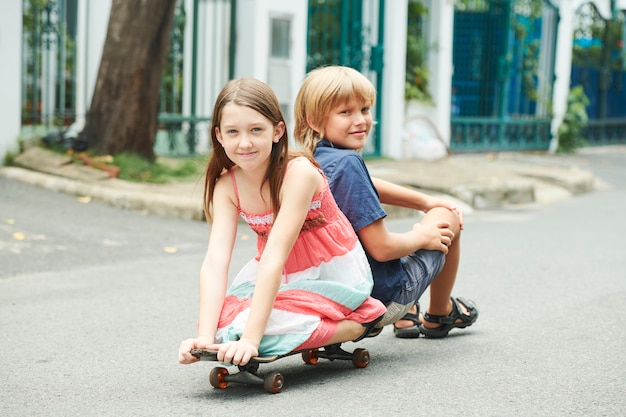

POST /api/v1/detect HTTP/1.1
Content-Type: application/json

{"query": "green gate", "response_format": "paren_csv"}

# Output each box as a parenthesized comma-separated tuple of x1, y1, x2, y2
(306, 0, 385, 156)
(571, 3, 626, 146)
(21, 0, 78, 131)
(450, 0, 558, 152)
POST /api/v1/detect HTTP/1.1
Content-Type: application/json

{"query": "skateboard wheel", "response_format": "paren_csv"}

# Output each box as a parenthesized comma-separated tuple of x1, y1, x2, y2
(301, 349, 319, 365)
(263, 371, 284, 394)
(351, 348, 370, 368)
(209, 367, 229, 389)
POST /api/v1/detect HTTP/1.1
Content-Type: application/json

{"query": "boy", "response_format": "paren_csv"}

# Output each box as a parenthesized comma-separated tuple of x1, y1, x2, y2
(294, 66, 478, 338)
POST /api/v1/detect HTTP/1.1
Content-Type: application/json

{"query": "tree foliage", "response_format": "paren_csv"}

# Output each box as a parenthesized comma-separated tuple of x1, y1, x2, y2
(572, 3, 625, 70)
(405, 0, 432, 102)
(557, 85, 590, 153)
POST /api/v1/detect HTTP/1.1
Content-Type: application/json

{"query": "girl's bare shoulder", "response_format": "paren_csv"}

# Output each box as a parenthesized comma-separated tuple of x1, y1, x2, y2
(286, 156, 320, 178)
(213, 168, 237, 199)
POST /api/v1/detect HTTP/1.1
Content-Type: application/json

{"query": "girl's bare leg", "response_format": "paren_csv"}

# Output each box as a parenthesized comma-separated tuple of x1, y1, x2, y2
(325, 320, 367, 345)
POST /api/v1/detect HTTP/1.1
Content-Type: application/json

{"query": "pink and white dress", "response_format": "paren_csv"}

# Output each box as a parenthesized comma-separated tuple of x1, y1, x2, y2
(214, 168, 386, 355)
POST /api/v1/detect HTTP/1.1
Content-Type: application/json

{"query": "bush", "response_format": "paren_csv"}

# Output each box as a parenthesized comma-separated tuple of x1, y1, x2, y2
(557, 85, 589, 153)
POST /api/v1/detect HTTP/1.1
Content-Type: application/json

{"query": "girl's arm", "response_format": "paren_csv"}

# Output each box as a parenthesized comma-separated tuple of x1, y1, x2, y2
(210, 158, 322, 366)
(371, 176, 464, 229)
(178, 174, 239, 364)
(197, 177, 239, 338)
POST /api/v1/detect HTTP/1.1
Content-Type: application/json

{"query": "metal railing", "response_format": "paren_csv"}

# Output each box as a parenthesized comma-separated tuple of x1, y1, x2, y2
(585, 119, 626, 145)
(450, 116, 551, 152)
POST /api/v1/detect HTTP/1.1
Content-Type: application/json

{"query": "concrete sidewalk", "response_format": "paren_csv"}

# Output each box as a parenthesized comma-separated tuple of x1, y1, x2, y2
(1, 146, 600, 221)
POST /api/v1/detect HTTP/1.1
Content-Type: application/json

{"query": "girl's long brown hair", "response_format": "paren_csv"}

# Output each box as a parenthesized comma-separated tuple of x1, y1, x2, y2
(203, 78, 316, 221)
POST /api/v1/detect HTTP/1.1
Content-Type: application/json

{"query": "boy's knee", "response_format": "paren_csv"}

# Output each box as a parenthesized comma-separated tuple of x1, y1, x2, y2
(425, 207, 461, 233)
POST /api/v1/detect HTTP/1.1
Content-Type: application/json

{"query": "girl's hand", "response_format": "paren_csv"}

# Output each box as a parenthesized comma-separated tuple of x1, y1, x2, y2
(206, 338, 259, 366)
(178, 336, 213, 364)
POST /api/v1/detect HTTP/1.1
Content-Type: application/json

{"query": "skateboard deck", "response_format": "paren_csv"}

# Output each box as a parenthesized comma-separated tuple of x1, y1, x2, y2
(191, 343, 370, 393)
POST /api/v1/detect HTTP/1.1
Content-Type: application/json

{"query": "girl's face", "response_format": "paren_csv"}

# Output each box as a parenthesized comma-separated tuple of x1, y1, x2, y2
(215, 103, 284, 172)
(321, 98, 373, 150)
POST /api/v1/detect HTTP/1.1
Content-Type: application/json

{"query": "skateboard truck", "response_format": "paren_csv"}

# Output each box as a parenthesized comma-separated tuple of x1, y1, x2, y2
(191, 343, 370, 394)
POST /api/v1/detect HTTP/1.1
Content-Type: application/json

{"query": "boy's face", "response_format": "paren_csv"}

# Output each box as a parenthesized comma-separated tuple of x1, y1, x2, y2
(322, 98, 373, 150)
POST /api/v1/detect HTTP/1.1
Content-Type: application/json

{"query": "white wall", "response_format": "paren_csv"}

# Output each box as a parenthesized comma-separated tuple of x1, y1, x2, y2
(381, 0, 408, 159)
(72, 0, 111, 133)
(193, 0, 231, 119)
(235, 0, 308, 134)
(426, 0, 454, 145)
(390, 0, 452, 160)
(0, 1, 23, 164)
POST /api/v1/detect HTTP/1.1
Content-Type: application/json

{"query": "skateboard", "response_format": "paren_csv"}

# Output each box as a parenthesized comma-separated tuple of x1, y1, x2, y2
(191, 343, 370, 394)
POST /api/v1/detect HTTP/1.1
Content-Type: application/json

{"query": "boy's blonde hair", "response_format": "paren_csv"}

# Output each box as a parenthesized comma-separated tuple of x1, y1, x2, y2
(294, 66, 376, 154)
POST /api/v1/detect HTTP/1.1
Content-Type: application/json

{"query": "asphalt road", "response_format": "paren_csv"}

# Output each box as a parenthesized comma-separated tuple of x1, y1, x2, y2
(1, 148, 625, 417)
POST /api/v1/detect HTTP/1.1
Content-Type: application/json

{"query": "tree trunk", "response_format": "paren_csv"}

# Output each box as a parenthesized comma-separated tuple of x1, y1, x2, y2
(82, 0, 177, 161)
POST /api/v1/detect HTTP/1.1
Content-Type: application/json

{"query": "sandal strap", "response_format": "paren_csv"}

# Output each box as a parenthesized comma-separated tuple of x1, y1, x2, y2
(396, 302, 420, 326)
(353, 314, 384, 342)
(397, 312, 420, 325)
(422, 297, 478, 325)
(454, 297, 478, 323)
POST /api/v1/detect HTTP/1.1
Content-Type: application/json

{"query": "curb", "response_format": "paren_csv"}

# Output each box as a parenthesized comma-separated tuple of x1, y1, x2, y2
(2, 146, 603, 222)
(0, 166, 205, 221)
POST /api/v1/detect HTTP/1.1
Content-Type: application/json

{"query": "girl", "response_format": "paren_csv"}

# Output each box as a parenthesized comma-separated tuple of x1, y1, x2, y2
(294, 66, 478, 339)
(178, 78, 385, 367)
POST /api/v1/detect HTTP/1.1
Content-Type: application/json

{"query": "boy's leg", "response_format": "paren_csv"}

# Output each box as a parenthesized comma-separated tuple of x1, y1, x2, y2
(424, 207, 461, 318)
(415, 207, 478, 337)
(394, 207, 463, 330)
(392, 248, 446, 335)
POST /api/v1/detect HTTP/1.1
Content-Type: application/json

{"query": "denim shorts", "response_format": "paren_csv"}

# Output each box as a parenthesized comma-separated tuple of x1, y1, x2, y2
(379, 249, 446, 326)
(398, 249, 446, 305)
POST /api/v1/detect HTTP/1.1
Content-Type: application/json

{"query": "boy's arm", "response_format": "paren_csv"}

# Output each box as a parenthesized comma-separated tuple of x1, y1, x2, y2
(371, 176, 464, 229)
(357, 217, 452, 262)
(371, 176, 430, 210)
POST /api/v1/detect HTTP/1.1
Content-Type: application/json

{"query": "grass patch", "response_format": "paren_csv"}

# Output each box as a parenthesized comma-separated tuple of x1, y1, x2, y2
(112, 153, 206, 183)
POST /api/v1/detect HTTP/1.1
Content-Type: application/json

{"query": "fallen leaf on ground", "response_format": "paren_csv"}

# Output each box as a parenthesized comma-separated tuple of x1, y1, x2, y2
(77, 196, 92, 203)
(12, 232, 26, 241)
(164, 246, 179, 253)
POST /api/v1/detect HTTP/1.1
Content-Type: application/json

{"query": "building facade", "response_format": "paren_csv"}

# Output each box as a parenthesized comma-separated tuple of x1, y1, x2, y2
(1, 0, 625, 166)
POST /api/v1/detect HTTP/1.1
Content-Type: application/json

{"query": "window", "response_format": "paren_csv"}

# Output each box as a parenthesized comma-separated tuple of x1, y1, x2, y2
(271, 18, 290, 59)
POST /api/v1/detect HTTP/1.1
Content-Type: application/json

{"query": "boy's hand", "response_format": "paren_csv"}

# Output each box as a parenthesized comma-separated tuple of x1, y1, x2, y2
(413, 222, 455, 254)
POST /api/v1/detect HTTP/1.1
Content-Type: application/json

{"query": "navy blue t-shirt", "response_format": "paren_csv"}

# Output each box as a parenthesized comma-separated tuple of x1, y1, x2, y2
(314, 139, 406, 305)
